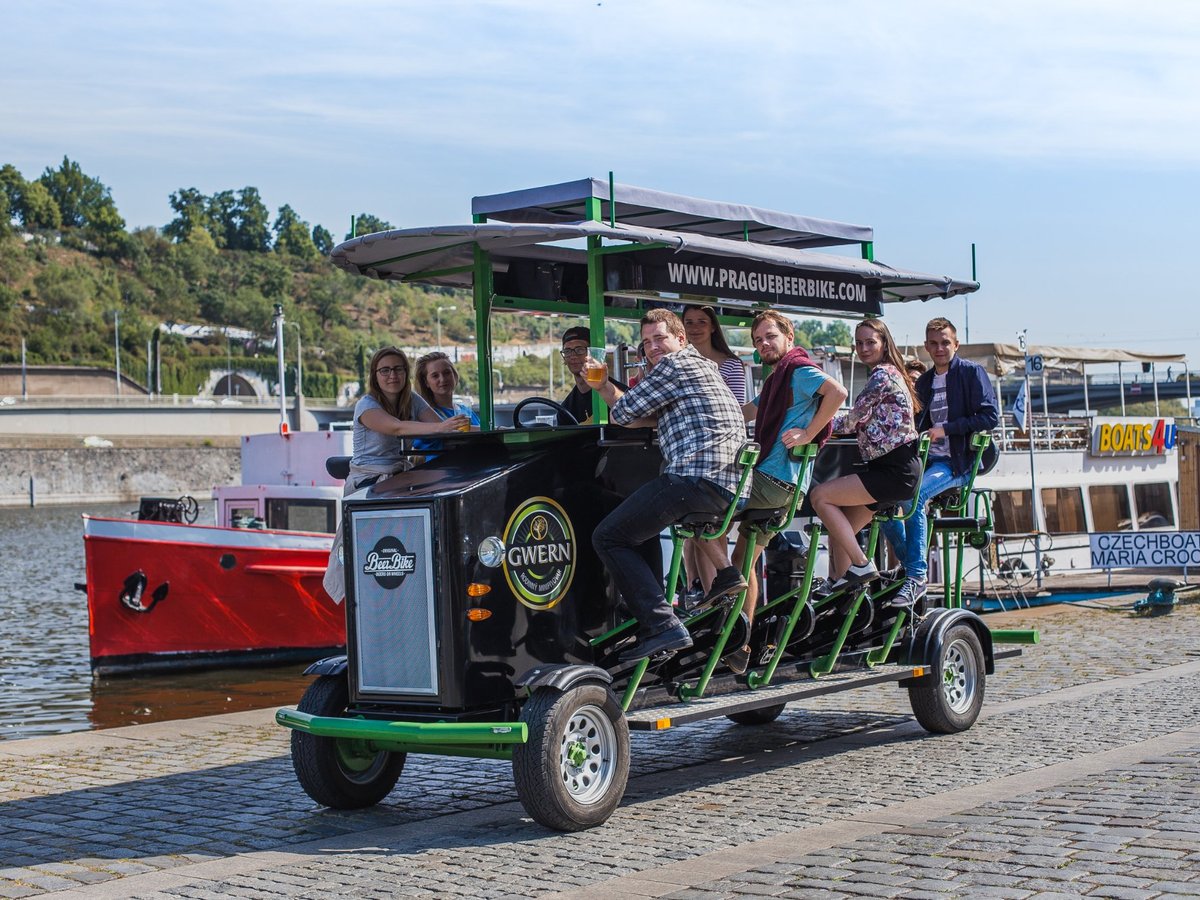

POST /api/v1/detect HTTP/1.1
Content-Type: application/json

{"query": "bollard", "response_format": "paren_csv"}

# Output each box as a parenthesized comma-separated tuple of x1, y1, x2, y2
(29, 475, 35, 508)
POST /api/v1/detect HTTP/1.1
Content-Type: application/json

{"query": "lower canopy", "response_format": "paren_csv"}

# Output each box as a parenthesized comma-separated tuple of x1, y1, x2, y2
(331, 221, 979, 318)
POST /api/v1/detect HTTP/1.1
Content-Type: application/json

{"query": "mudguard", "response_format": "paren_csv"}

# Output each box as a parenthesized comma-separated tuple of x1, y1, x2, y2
(901, 608, 995, 675)
(303, 654, 349, 676)
(515, 663, 613, 695)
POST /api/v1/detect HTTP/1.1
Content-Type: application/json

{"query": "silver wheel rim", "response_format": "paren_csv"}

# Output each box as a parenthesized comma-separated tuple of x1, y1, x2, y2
(942, 638, 978, 713)
(559, 703, 618, 805)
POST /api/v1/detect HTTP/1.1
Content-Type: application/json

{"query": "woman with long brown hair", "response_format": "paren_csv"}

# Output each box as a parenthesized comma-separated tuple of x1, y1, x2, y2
(349, 346, 469, 489)
(809, 318, 922, 589)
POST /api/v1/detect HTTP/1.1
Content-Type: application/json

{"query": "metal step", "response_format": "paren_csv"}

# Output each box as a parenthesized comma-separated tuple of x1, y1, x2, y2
(625, 647, 1025, 732)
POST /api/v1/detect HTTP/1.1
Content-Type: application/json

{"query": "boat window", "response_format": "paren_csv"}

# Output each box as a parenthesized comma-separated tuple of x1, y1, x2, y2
(993, 490, 1035, 534)
(1089, 485, 1131, 532)
(1041, 487, 1086, 535)
(1133, 482, 1175, 529)
(227, 505, 262, 528)
(266, 499, 337, 534)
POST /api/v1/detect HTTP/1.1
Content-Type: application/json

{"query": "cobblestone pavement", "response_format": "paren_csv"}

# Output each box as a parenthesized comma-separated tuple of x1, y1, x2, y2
(0, 597, 1197, 898)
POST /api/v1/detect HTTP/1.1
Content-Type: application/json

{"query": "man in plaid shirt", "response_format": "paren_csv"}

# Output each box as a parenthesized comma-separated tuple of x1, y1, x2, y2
(591, 309, 750, 661)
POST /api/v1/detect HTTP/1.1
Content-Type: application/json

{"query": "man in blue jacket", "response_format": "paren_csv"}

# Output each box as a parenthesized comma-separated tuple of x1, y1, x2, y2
(883, 316, 999, 607)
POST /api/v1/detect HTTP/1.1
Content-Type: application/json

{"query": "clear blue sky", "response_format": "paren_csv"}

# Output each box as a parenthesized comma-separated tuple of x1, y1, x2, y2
(5, 1, 1199, 366)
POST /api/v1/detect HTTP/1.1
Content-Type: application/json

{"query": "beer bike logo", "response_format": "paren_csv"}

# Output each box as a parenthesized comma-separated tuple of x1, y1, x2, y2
(362, 536, 418, 589)
(502, 497, 576, 610)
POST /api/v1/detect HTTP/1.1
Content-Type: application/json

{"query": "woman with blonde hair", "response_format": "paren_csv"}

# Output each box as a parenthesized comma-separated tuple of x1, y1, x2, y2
(810, 319, 922, 588)
(414, 351, 480, 428)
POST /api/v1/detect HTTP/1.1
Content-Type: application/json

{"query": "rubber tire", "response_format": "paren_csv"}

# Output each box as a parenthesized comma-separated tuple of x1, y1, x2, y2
(290, 675, 405, 809)
(908, 623, 986, 734)
(726, 703, 786, 726)
(513, 683, 630, 831)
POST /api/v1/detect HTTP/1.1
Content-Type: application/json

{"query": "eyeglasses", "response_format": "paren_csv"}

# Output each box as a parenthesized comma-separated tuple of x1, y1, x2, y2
(560, 347, 588, 358)
(375, 366, 407, 377)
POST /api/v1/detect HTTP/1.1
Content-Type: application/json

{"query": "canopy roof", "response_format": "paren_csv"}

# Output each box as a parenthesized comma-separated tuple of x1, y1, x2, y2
(471, 177, 872, 249)
(906, 343, 1188, 377)
(332, 221, 978, 314)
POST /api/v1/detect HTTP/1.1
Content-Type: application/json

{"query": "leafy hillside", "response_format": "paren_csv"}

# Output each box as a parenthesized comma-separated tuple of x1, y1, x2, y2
(0, 157, 850, 397)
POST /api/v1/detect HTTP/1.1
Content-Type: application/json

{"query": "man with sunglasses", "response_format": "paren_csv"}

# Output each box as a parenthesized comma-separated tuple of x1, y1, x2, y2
(557, 326, 628, 425)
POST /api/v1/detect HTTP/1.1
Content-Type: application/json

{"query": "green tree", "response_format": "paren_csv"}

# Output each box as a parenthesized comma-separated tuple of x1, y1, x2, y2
(15, 180, 62, 231)
(273, 204, 317, 258)
(38, 157, 125, 250)
(207, 189, 238, 248)
(232, 187, 271, 252)
(312, 224, 334, 256)
(345, 213, 391, 240)
(164, 187, 213, 243)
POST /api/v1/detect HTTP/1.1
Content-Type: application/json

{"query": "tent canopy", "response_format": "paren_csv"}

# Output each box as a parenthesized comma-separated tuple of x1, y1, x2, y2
(470, 177, 873, 249)
(902, 342, 1188, 377)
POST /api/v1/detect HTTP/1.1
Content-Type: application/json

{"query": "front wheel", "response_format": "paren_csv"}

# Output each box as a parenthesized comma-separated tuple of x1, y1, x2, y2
(513, 683, 630, 831)
(290, 675, 405, 809)
(908, 623, 985, 734)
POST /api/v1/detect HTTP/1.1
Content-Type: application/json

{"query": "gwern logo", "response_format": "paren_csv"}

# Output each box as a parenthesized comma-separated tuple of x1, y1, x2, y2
(362, 535, 417, 590)
(502, 497, 576, 610)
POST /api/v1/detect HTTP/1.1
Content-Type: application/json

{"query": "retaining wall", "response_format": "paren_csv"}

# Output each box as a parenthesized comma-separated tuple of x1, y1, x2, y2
(0, 447, 241, 507)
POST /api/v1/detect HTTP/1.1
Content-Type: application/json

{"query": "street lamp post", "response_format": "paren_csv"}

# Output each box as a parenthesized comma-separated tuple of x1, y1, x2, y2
(113, 309, 121, 396)
(436, 305, 457, 352)
(289, 322, 303, 407)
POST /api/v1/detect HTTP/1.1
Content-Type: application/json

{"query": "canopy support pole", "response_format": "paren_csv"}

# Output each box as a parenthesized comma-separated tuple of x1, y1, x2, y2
(1153, 362, 1160, 415)
(1118, 362, 1126, 416)
(586, 196, 608, 424)
(472, 213, 496, 430)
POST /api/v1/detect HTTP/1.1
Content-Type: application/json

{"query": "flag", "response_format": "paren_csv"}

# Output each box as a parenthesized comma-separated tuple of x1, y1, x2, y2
(1010, 386, 1028, 431)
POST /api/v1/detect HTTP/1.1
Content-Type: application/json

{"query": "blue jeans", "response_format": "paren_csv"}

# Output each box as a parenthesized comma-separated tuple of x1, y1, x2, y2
(593, 474, 731, 636)
(880, 461, 969, 582)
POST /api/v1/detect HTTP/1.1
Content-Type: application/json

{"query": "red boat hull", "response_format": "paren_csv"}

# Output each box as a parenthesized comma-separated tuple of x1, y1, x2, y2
(83, 516, 345, 674)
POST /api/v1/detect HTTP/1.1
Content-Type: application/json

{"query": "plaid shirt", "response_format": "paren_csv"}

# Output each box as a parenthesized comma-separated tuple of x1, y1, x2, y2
(611, 345, 749, 498)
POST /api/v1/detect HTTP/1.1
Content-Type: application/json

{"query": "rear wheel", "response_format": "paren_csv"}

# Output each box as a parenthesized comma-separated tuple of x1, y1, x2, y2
(726, 703, 786, 726)
(908, 623, 985, 733)
(513, 683, 630, 831)
(291, 675, 405, 809)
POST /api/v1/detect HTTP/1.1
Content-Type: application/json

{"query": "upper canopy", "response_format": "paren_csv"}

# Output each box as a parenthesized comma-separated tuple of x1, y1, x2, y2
(470, 177, 873, 249)
(332, 220, 978, 315)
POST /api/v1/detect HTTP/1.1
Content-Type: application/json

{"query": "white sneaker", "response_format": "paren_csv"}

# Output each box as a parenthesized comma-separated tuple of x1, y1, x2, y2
(832, 560, 879, 590)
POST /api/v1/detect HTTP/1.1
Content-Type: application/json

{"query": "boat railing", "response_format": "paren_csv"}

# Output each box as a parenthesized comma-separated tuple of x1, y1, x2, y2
(993, 415, 1091, 452)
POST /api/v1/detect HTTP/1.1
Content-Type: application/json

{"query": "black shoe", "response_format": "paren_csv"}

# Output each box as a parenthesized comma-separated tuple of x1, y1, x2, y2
(618, 623, 693, 663)
(809, 577, 834, 600)
(724, 643, 751, 675)
(697, 566, 749, 609)
(678, 578, 704, 614)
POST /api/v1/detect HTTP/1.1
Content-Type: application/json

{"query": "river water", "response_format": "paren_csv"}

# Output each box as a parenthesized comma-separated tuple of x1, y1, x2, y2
(0, 501, 310, 742)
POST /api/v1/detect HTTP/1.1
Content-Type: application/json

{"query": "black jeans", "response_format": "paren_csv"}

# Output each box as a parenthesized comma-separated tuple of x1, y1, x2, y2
(593, 473, 731, 636)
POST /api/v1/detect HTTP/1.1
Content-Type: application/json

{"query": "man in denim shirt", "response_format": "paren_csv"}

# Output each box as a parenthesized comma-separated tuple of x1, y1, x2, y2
(883, 317, 999, 606)
(591, 309, 749, 661)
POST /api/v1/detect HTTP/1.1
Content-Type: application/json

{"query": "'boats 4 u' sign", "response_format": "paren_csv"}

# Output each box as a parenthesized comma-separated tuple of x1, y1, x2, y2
(1090, 417, 1176, 456)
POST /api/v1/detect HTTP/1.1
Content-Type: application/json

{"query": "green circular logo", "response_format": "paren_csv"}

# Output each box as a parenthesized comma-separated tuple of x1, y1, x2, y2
(502, 497, 576, 610)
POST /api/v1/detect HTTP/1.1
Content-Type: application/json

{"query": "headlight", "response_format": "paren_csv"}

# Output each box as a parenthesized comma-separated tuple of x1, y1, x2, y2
(478, 536, 505, 568)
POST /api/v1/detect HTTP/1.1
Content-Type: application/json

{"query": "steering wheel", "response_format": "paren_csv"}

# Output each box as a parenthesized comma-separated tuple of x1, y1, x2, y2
(512, 397, 578, 429)
(176, 495, 200, 524)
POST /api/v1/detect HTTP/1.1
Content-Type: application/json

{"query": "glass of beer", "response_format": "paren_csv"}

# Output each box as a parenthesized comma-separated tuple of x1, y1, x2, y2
(585, 347, 607, 386)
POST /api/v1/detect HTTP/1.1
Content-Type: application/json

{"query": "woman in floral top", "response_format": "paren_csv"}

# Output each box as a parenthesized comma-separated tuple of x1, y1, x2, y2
(810, 319, 922, 589)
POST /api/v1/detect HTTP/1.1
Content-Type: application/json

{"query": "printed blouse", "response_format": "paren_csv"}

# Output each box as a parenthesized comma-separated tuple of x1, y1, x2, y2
(832, 363, 917, 461)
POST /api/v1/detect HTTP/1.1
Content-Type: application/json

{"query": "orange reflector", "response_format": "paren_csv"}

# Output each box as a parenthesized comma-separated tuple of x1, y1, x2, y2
(466, 608, 492, 622)
(655, 717, 672, 730)
(466, 583, 491, 597)
(912, 666, 925, 677)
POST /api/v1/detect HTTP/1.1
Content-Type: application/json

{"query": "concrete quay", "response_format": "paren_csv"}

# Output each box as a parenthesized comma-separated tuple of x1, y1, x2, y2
(2, 597, 1200, 898)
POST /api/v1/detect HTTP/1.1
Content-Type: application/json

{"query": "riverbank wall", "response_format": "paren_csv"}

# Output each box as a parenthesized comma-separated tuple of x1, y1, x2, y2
(0, 444, 241, 507)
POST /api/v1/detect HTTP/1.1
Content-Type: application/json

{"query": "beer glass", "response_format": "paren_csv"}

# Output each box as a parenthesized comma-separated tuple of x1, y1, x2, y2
(585, 347, 607, 386)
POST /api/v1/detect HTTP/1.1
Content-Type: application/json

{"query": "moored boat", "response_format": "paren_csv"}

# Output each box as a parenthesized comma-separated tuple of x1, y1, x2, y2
(82, 429, 349, 674)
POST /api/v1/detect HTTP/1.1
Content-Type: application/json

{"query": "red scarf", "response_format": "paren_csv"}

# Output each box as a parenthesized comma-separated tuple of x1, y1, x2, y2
(754, 346, 832, 461)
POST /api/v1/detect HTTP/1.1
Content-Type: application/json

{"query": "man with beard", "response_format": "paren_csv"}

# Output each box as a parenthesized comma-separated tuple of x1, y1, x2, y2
(720, 310, 846, 673)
